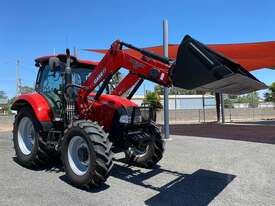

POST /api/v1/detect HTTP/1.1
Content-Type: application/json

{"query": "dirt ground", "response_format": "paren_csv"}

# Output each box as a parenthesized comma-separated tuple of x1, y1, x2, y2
(164, 120, 275, 145)
(0, 116, 13, 132)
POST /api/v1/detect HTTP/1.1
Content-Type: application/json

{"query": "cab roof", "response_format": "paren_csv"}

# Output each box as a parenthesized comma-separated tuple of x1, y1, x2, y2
(35, 54, 98, 68)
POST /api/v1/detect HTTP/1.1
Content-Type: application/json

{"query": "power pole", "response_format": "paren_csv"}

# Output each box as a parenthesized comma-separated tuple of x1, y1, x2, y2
(16, 60, 21, 95)
(74, 47, 78, 58)
(163, 19, 170, 139)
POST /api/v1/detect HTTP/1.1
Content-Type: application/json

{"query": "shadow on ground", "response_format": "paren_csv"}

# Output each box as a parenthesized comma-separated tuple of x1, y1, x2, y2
(165, 122, 275, 144)
(12, 156, 64, 172)
(231, 120, 275, 125)
(112, 163, 235, 206)
(12, 156, 236, 205)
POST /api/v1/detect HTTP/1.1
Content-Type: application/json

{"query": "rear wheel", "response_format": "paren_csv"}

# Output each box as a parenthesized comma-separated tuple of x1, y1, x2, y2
(61, 120, 113, 188)
(13, 107, 50, 167)
(125, 123, 165, 168)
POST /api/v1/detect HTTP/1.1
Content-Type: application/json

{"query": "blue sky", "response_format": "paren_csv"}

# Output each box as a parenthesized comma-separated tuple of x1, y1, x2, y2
(1, 0, 275, 98)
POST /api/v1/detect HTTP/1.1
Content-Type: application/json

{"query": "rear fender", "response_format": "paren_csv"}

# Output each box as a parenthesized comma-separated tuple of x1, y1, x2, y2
(11, 93, 53, 131)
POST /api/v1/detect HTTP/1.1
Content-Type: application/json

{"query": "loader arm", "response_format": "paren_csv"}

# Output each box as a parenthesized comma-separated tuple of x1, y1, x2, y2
(80, 35, 267, 104)
(79, 40, 173, 102)
(111, 73, 141, 96)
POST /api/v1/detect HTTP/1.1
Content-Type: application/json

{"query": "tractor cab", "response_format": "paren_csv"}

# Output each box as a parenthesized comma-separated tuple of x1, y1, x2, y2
(34, 55, 97, 121)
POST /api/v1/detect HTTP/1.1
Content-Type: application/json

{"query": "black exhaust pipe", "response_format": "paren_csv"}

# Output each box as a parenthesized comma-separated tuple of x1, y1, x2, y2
(65, 48, 73, 99)
(64, 49, 74, 123)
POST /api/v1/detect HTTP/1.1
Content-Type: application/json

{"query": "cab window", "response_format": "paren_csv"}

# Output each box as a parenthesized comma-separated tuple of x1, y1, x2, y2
(39, 65, 64, 93)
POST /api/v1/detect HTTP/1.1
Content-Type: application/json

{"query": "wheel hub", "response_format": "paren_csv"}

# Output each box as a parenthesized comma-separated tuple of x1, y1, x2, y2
(68, 136, 90, 176)
(17, 117, 35, 155)
(128, 133, 151, 158)
(78, 146, 89, 163)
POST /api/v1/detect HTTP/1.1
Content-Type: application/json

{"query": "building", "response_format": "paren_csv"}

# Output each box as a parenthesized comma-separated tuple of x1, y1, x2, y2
(258, 102, 275, 108)
(131, 95, 216, 110)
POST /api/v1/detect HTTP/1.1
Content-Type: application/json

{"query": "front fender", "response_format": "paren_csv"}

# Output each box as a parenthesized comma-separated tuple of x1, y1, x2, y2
(11, 92, 52, 122)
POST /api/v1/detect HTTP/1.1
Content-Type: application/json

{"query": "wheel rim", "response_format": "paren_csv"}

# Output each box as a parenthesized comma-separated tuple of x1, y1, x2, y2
(129, 142, 150, 158)
(68, 136, 90, 176)
(17, 117, 35, 155)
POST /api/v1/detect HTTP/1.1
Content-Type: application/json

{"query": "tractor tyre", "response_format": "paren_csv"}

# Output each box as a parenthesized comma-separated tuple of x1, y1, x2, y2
(13, 107, 50, 168)
(61, 120, 113, 188)
(125, 123, 165, 168)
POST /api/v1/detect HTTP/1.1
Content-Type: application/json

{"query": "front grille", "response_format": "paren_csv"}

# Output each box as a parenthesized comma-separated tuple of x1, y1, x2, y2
(66, 102, 75, 123)
(140, 107, 153, 122)
(128, 106, 156, 124)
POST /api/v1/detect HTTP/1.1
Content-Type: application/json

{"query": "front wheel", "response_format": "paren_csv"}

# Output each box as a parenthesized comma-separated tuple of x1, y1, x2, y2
(125, 123, 165, 168)
(61, 120, 113, 188)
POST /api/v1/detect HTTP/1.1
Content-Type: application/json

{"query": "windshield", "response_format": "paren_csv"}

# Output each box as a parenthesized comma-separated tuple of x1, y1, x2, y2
(71, 67, 92, 85)
(38, 66, 92, 93)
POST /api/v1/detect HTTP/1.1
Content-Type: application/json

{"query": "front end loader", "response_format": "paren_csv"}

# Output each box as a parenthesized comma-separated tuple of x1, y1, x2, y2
(11, 35, 266, 188)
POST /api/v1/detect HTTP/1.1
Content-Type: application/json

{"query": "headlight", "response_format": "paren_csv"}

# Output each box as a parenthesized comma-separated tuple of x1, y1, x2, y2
(133, 114, 142, 123)
(119, 107, 143, 124)
(119, 115, 129, 124)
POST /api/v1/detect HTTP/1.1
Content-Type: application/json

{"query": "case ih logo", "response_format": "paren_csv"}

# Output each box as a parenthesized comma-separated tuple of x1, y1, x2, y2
(94, 68, 106, 84)
(129, 58, 144, 69)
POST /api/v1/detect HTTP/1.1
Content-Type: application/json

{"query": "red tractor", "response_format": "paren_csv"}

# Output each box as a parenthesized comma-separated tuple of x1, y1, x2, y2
(11, 35, 265, 188)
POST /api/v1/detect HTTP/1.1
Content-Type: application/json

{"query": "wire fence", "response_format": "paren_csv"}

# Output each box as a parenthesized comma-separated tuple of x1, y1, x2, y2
(156, 107, 275, 124)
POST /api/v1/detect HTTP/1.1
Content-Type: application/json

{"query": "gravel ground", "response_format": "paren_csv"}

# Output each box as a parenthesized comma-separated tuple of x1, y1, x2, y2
(0, 116, 13, 132)
(0, 129, 274, 206)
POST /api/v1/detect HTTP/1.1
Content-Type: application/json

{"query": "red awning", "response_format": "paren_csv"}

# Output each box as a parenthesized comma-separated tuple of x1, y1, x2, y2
(86, 41, 275, 72)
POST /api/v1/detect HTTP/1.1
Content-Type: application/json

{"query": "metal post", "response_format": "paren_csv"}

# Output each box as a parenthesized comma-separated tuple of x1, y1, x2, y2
(220, 93, 225, 123)
(74, 47, 78, 58)
(174, 92, 177, 123)
(215, 93, 221, 122)
(202, 94, 206, 123)
(163, 19, 170, 139)
(199, 109, 201, 122)
(143, 84, 146, 95)
(16, 60, 20, 95)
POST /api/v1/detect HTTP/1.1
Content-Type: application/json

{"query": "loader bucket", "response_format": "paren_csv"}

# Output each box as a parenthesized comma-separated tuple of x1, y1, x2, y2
(172, 35, 267, 94)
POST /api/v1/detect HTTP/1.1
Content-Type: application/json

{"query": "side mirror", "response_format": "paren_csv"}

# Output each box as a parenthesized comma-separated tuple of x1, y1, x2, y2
(49, 57, 61, 71)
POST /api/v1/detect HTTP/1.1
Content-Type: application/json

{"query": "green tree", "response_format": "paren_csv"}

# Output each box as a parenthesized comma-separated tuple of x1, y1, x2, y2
(143, 91, 163, 111)
(224, 98, 234, 108)
(3, 96, 16, 114)
(264, 92, 272, 102)
(169, 87, 198, 95)
(20, 86, 34, 94)
(154, 85, 164, 95)
(154, 85, 204, 95)
(236, 92, 260, 108)
(0, 91, 7, 99)
(264, 82, 275, 103)
(0, 91, 8, 114)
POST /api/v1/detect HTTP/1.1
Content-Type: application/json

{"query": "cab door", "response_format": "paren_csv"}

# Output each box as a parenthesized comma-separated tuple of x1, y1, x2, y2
(37, 65, 64, 120)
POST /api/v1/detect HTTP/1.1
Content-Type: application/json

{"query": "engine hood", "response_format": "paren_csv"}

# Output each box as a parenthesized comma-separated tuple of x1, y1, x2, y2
(87, 93, 138, 108)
